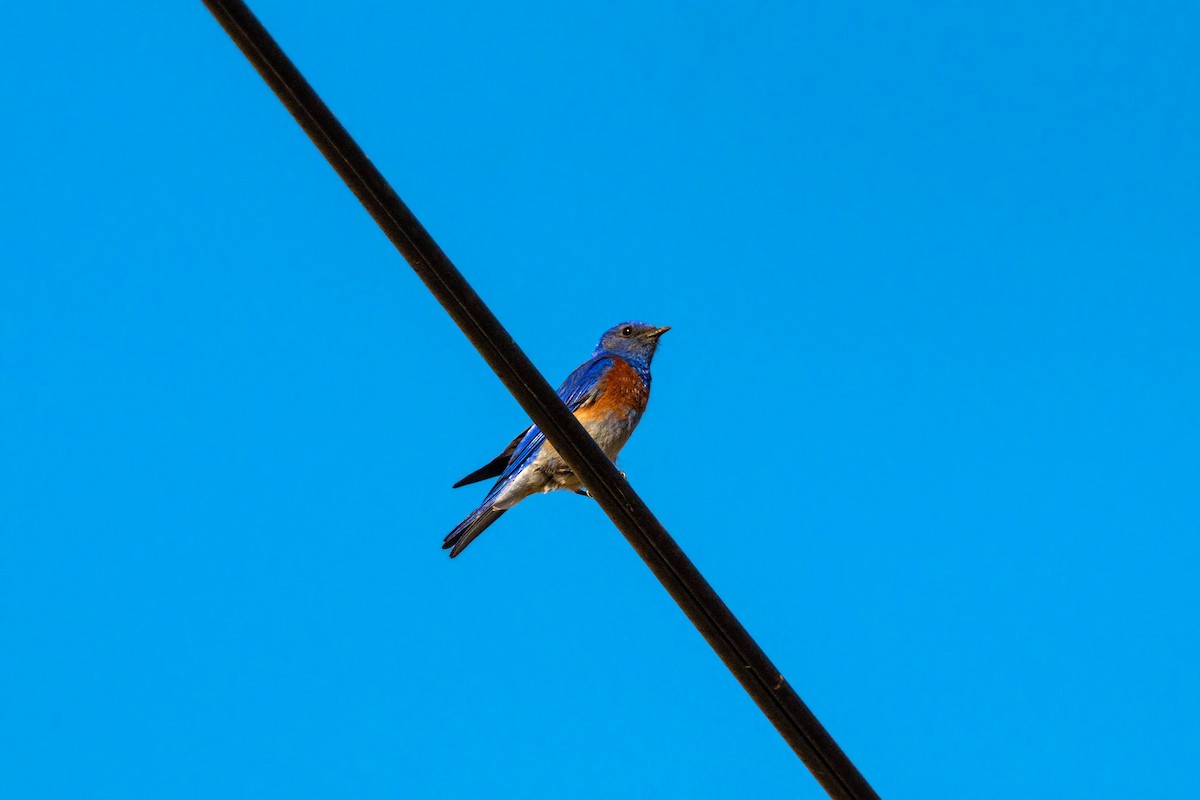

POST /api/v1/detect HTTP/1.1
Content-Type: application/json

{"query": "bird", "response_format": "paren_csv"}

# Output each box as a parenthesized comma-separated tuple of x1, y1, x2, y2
(443, 321, 671, 558)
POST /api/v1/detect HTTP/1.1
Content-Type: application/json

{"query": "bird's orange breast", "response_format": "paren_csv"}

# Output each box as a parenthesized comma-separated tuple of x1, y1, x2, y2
(578, 358, 648, 422)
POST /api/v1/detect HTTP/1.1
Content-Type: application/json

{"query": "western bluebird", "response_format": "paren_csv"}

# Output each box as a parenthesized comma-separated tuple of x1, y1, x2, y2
(443, 321, 671, 557)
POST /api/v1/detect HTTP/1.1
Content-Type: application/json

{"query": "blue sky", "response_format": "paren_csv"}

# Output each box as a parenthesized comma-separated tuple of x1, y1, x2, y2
(2, 2, 1198, 797)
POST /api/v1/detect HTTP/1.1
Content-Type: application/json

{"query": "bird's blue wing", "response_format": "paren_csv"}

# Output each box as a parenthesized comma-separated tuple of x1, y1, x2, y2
(556, 355, 617, 410)
(489, 356, 617, 487)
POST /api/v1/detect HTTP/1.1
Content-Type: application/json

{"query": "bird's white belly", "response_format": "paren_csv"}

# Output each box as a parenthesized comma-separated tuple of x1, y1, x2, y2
(491, 409, 640, 507)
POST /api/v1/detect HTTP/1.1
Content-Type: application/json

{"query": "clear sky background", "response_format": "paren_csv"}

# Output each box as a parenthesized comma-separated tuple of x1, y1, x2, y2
(2, 2, 1198, 798)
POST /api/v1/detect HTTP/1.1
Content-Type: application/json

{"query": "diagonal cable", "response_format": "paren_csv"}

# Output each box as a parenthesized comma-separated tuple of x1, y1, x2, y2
(199, 3, 880, 798)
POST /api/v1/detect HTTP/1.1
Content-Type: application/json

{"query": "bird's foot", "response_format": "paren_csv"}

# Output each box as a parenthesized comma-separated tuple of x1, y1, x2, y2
(574, 470, 627, 499)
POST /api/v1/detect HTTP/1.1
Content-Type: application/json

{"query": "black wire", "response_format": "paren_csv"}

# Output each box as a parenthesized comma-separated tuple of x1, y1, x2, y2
(199, 3, 881, 798)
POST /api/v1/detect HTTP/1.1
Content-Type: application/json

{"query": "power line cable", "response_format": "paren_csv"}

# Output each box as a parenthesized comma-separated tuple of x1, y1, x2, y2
(199, 3, 880, 798)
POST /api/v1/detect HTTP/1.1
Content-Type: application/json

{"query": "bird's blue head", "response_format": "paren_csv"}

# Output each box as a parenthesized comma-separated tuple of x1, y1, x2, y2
(594, 321, 671, 371)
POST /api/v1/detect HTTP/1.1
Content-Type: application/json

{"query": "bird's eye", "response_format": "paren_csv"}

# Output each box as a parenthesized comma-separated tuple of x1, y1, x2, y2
(622, 326, 634, 337)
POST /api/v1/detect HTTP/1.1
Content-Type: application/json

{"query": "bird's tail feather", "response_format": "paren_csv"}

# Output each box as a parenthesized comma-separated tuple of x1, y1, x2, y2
(442, 504, 507, 558)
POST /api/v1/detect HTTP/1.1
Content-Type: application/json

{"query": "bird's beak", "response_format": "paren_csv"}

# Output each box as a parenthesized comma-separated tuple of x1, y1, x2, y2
(646, 325, 671, 340)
